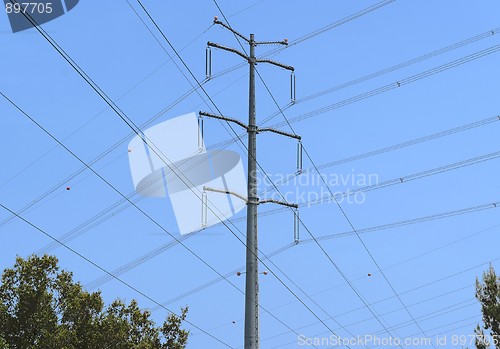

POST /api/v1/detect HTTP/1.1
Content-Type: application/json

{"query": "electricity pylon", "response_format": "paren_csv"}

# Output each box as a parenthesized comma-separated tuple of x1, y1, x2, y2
(200, 17, 300, 349)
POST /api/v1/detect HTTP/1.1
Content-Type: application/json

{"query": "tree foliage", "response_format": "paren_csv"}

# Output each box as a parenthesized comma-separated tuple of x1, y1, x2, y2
(475, 265, 500, 349)
(0, 255, 189, 349)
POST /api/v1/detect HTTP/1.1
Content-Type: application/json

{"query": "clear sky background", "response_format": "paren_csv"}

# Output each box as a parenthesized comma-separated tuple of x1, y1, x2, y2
(1, 1, 500, 348)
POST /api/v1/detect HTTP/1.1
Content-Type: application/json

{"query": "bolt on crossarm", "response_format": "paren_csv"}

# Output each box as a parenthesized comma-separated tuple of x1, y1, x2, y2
(202, 17, 295, 349)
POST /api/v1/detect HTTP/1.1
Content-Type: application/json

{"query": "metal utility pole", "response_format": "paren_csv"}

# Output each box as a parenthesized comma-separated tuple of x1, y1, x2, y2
(246, 32, 259, 349)
(201, 17, 299, 349)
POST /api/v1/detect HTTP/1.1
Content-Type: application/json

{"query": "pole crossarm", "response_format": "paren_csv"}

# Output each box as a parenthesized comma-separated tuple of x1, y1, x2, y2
(260, 198, 299, 209)
(255, 59, 294, 72)
(203, 186, 248, 203)
(199, 111, 249, 130)
(258, 127, 301, 140)
(203, 185, 298, 208)
(255, 40, 289, 46)
(213, 19, 288, 47)
(207, 41, 249, 61)
(199, 111, 301, 140)
(214, 19, 251, 43)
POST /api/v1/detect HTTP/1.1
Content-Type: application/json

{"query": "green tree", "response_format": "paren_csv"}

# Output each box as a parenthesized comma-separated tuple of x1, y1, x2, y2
(474, 265, 500, 349)
(0, 255, 189, 349)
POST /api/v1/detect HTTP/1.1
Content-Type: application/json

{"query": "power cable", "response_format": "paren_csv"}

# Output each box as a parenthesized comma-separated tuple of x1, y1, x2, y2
(129, 0, 365, 340)
(217, 11, 498, 347)
(269, 45, 500, 129)
(212, 1, 407, 344)
(89, 203, 500, 312)
(0, 200, 233, 348)
(7, 4, 337, 341)
(39, 112, 500, 254)
(209, 0, 397, 80)
(0, 89, 305, 344)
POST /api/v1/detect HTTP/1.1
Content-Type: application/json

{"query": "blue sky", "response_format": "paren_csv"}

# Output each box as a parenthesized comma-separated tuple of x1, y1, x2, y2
(1, 1, 500, 348)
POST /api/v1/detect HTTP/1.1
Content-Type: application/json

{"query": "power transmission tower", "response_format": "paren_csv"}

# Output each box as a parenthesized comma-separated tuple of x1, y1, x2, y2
(200, 17, 300, 349)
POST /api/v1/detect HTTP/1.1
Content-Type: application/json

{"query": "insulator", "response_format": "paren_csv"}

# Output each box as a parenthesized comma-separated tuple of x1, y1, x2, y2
(206, 46, 212, 79)
(198, 116, 204, 151)
(296, 140, 303, 174)
(201, 191, 208, 228)
(290, 72, 296, 103)
(293, 208, 300, 243)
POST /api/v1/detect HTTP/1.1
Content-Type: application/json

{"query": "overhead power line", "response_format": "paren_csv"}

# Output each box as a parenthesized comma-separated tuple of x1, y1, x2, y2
(310, 203, 500, 242)
(0, 200, 232, 348)
(207, 27, 500, 153)
(0, 0, 404, 200)
(129, 0, 394, 345)
(212, 3, 408, 346)
(214, 3, 439, 346)
(132, 0, 409, 345)
(295, 26, 500, 105)
(28, 113, 498, 258)
(4, 24, 496, 232)
(270, 44, 500, 129)
(261, 282, 473, 343)
(271, 299, 477, 349)
(253, 149, 500, 217)
(209, 0, 397, 80)
(0, 19, 217, 192)
(252, 35, 498, 345)
(8, 4, 340, 345)
(212, 3, 497, 346)
(32, 136, 500, 309)
(4, 2, 496, 346)
(0, 89, 300, 346)
(269, 251, 500, 348)
(86, 201, 500, 313)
